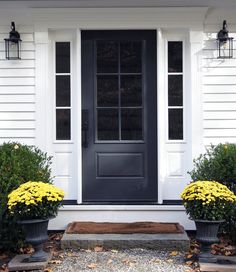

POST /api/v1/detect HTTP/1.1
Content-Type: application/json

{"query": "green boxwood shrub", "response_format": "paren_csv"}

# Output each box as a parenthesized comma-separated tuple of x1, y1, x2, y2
(0, 142, 52, 250)
(188, 143, 236, 241)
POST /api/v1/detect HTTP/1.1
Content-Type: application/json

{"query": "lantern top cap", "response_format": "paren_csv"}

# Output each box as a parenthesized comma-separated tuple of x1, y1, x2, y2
(217, 20, 232, 43)
(5, 21, 21, 42)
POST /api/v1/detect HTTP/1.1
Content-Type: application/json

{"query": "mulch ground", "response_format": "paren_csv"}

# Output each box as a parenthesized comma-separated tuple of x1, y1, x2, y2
(0, 232, 235, 272)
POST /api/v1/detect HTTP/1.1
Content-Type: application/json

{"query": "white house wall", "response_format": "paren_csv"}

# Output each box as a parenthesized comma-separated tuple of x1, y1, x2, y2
(202, 8, 236, 146)
(0, 25, 36, 146)
(0, 5, 236, 229)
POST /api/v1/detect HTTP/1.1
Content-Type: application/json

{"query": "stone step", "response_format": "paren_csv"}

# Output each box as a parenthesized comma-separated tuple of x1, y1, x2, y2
(61, 232, 190, 251)
(199, 256, 236, 272)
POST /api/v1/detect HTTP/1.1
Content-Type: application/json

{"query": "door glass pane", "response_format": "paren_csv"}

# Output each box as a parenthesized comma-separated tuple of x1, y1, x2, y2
(56, 75, 71, 107)
(121, 75, 142, 107)
(97, 109, 119, 140)
(168, 75, 183, 106)
(168, 109, 183, 140)
(56, 42, 70, 73)
(120, 41, 142, 73)
(97, 75, 119, 107)
(121, 108, 143, 140)
(97, 41, 118, 73)
(56, 109, 71, 140)
(168, 41, 182, 73)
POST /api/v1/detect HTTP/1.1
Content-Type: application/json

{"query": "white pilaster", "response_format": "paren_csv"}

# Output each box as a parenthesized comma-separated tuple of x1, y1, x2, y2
(189, 31, 204, 162)
(35, 30, 50, 152)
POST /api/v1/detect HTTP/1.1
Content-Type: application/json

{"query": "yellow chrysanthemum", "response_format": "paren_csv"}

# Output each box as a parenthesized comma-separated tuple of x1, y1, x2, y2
(7, 181, 65, 219)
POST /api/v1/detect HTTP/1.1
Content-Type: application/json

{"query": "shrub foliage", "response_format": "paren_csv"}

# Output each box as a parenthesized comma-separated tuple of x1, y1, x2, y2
(0, 142, 52, 249)
(189, 143, 236, 193)
(188, 143, 236, 240)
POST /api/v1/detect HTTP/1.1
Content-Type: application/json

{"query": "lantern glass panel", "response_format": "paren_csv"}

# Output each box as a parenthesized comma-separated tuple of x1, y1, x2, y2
(4, 39, 21, 60)
(218, 38, 233, 59)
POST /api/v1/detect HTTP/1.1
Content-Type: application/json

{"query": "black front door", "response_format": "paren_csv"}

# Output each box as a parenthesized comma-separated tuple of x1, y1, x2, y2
(82, 30, 157, 203)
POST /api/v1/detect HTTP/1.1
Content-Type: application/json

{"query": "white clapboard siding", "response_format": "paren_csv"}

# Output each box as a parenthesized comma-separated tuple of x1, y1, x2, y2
(0, 112, 35, 120)
(0, 25, 33, 33)
(0, 77, 34, 86)
(204, 111, 236, 120)
(203, 76, 236, 85)
(202, 32, 236, 144)
(204, 102, 236, 111)
(203, 85, 236, 93)
(0, 60, 35, 69)
(204, 129, 236, 137)
(0, 86, 35, 94)
(0, 104, 35, 112)
(0, 68, 35, 77)
(204, 93, 236, 102)
(0, 129, 35, 138)
(204, 120, 236, 129)
(204, 138, 236, 146)
(203, 58, 236, 68)
(0, 24, 35, 145)
(0, 51, 35, 60)
(0, 94, 35, 103)
(203, 67, 236, 76)
(0, 42, 35, 51)
(0, 138, 35, 145)
(0, 33, 34, 42)
(0, 120, 35, 129)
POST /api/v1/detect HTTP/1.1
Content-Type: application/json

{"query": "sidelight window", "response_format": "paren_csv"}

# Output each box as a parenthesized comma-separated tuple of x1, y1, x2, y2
(167, 41, 184, 140)
(55, 42, 71, 140)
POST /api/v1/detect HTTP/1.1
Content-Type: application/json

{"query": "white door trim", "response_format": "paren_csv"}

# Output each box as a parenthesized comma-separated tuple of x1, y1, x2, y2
(34, 7, 207, 203)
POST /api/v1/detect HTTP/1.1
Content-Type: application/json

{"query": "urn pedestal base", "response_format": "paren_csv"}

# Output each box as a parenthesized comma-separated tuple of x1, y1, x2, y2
(195, 219, 224, 264)
(8, 253, 52, 271)
(18, 218, 50, 263)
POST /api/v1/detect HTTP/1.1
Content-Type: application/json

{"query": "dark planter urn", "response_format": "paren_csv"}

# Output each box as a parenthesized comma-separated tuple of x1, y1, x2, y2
(195, 219, 224, 263)
(18, 218, 49, 263)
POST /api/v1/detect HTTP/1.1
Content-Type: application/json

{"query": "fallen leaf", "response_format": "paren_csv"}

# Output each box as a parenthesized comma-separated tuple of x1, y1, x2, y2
(0, 254, 8, 260)
(152, 258, 161, 263)
(224, 251, 232, 256)
(45, 245, 53, 249)
(49, 233, 62, 241)
(170, 251, 179, 256)
(94, 246, 103, 252)
(189, 248, 199, 254)
(111, 249, 118, 253)
(185, 260, 194, 266)
(0, 264, 8, 272)
(66, 252, 77, 257)
(122, 258, 130, 264)
(49, 259, 62, 265)
(185, 254, 194, 259)
(87, 263, 97, 269)
(107, 259, 113, 264)
(44, 269, 54, 272)
(166, 259, 173, 263)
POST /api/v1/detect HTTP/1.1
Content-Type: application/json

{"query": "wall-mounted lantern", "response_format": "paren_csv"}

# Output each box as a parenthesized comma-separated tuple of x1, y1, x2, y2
(217, 20, 234, 59)
(4, 22, 22, 60)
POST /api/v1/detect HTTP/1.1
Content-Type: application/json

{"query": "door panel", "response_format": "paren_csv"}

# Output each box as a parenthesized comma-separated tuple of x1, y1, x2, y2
(82, 30, 157, 203)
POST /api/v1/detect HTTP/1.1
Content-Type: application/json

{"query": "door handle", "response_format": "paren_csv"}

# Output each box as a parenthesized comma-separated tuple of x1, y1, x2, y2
(82, 109, 89, 148)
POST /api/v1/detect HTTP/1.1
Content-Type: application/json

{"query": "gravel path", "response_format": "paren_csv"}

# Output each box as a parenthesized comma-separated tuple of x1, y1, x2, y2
(50, 248, 191, 272)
